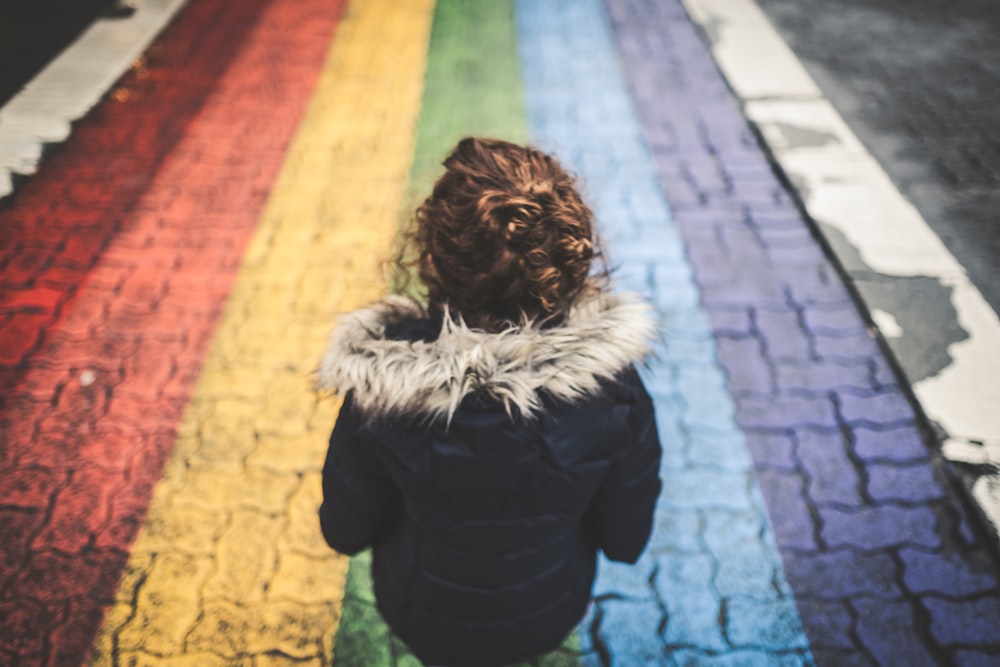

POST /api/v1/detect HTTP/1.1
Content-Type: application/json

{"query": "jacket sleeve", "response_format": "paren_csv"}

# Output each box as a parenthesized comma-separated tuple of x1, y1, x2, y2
(319, 393, 400, 555)
(589, 369, 662, 563)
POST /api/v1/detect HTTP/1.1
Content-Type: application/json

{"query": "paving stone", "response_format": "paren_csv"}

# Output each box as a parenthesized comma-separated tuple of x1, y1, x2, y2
(754, 469, 818, 551)
(899, 548, 998, 597)
(802, 306, 870, 339)
(783, 549, 900, 600)
(245, 600, 337, 660)
(30, 466, 116, 554)
(0, 510, 44, 586)
(681, 386, 738, 431)
(715, 336, 773, 394)
(813, 332, 881, 361)
(807, 648, 875, 667)
(793, 599, 856, 651)
(736, 394, 837, 430)
(924, 595, 1000, 646)
(714, 541, 782, 599)
(687, 430, 754, 472)
(675, 362, 731, 399)
(701, 275, 787, 309)
(702, 510, 767, 553)
(852, 425, 930, 463)
(661, 468, 752, 511)
(795, 429, 863, 507)
(666, 649, 809, 666)
(48, 600, 111, 667)
(655, 553, 728, 651)
(868, 356, 900, 390)
(117, 552, 214, 654)
(702, 511, 784, 600)
(764, 243, 827, 269)
(775, 359, 874, 395)
(593, 557, 657, 600)
(664, 338, 718, 366)
(596, 598, 665, 666)
(952, 650, 1000, 667)
(851, 598, 939, 667)
(664, 310, 715, 341)
(743, 432, 798, 471)
(8, 548, 127, 607)
(731, 305, 811, 359)
(725, 595, 809, 651)
(777, 264, 854, 309)
(708, 308, 754, 338)
(867, 462, 945, 503)
(2, 465, 63, 509)
(649, 508, 703, 554)
(0, 599, 47, 657)
(201, 509, 284, 603)
(820, 505, 940, 550)
(838, 390, 915, 429)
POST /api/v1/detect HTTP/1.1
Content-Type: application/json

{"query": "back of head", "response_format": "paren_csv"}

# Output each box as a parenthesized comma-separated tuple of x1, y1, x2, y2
(407, 137, 600, 331)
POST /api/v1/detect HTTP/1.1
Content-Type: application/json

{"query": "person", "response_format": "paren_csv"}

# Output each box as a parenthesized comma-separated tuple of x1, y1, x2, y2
(316, 137, 662, 667)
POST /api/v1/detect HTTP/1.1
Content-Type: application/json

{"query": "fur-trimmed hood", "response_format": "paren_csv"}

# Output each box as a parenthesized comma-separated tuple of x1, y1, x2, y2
(316, 290, 657, 422)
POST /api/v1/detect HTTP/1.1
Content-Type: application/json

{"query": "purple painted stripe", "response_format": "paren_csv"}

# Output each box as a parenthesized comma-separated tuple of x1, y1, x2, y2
(604, 0, 1000, 664)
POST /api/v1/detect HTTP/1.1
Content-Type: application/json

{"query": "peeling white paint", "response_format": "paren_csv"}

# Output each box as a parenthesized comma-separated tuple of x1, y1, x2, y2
(682, 0, 1000, 538)
(914, 279, 1000, 442)
(871, 309, 903, 339)
(0, 0, 190, 198)
(748, 105, 966, 279)
(942, 437, 1000, 467)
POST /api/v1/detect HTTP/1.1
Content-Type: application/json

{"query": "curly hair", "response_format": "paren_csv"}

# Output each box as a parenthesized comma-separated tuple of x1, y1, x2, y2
(394, 137, 606, 331)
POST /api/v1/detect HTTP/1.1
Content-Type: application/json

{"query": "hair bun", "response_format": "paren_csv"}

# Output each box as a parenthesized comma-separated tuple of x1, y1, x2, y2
(403, 137, 602, 330)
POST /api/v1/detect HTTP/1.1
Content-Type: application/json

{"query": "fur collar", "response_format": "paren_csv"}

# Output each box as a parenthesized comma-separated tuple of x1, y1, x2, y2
(316, 290, 657, 422)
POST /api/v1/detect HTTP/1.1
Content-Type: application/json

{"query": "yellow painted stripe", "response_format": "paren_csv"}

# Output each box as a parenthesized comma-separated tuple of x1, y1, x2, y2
(90, 0, 434, 664)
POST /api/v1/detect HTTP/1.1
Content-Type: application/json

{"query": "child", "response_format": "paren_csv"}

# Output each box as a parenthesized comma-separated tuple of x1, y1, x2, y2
(316, 137, 662, 667)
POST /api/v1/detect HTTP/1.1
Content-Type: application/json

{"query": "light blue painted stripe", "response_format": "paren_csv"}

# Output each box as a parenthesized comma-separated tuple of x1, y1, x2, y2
(514, 1, 814, 664)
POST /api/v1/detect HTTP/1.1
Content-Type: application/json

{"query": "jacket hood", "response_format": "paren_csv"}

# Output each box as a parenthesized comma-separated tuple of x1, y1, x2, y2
(316, 290, 657, 422)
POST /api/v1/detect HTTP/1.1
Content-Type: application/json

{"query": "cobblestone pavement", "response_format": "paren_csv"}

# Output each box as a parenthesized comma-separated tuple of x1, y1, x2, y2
(1, 0, 999, 665)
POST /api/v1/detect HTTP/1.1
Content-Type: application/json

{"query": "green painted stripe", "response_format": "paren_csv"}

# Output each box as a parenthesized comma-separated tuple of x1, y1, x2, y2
(407, 0, 528, 196)
(333, 1, 580, 666)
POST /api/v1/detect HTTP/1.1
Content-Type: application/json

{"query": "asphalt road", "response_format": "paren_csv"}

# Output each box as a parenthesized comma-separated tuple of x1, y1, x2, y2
(754, 0, 1000, 318)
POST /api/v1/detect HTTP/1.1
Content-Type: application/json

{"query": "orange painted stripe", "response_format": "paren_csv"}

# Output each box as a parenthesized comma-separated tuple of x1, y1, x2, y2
(0, 0, 345, 663)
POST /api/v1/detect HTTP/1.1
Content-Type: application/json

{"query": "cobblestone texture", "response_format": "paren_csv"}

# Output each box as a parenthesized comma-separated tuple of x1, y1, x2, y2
(2, 0, 1000, 665)
(518, 0, 810, 664)
(92, 0, 435, 665)
(0, 0, 346, 664)
(606, 0, 1000, 664)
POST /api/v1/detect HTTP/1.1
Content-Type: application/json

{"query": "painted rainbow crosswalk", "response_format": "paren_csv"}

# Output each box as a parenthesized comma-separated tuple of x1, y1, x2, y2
(3, 0, 999, 665)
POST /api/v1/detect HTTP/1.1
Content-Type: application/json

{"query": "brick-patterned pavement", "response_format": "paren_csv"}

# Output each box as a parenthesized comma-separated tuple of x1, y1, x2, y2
(605, 0, 1000, 664)
(0, 0, 347, 663)
(1, 0, 999, 665)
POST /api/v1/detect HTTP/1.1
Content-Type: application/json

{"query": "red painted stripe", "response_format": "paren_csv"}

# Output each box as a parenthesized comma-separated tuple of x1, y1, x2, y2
(0, 0, 346, 663)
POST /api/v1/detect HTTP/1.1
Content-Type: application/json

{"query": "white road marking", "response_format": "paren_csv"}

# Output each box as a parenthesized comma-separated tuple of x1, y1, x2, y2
(0, 0, 190, 198)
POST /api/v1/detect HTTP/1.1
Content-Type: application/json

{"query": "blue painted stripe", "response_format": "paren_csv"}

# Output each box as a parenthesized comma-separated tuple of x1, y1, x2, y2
(514, 1, 814, 664)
